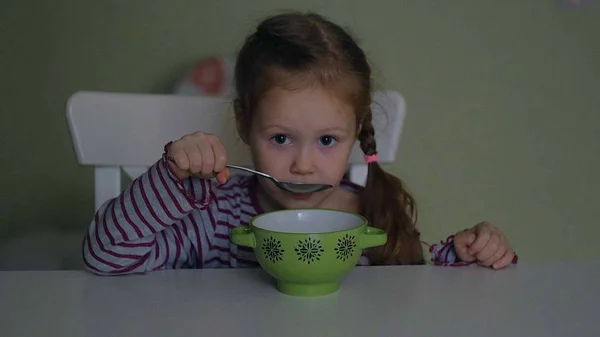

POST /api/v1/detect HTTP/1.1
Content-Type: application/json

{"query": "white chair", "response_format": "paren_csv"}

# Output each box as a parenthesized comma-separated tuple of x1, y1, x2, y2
(66, 90, 406, 211)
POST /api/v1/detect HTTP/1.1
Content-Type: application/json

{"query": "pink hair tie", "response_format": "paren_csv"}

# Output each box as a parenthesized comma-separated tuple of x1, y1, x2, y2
(364, 154, 378, 164)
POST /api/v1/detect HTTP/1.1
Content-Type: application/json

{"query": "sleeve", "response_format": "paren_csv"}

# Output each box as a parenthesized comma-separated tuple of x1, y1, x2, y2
(82, 153, 214, 275)
(428, 235, 473, 267)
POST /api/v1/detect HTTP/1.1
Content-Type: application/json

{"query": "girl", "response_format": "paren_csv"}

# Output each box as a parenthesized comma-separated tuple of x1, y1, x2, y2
(83, 12, 516, 275)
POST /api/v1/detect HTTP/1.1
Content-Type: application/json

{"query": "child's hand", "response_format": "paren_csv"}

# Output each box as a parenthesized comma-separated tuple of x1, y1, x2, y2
(166, 132, 230, 184)
(453, 222, 515, 269)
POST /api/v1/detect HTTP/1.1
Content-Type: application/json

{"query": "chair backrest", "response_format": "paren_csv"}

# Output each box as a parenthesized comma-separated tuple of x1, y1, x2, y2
(66, 90, 406, 210)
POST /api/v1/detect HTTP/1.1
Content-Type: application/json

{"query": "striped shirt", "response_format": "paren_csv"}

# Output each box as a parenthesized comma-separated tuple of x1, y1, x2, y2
(83, 155, 460, 275)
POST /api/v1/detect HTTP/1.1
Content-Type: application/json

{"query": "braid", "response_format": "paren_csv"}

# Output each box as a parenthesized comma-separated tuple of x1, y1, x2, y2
(358, 109, 424, 265)
(358, 112, 377, 156)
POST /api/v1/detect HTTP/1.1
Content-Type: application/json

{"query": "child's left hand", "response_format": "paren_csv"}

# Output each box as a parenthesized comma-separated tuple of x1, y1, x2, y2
(453, 222, 516, 269)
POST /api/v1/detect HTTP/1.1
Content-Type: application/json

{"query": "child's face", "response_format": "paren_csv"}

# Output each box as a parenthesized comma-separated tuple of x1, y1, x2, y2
(247, 85, 357, 210)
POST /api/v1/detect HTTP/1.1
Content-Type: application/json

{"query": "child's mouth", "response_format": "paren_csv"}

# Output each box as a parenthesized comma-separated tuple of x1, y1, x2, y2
(289, 192, 314, 200)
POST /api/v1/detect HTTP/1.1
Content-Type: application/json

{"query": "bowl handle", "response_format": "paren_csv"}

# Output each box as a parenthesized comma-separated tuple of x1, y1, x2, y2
(230, 226, 256, 248)
(360, 226, 387, 249)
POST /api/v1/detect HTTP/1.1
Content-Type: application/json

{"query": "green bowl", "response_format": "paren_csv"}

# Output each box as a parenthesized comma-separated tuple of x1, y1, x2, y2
(230, 209, 387, 297)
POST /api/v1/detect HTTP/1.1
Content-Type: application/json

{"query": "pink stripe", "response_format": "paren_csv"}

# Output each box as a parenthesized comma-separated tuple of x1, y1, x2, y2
(198, 211, 232, 265)
(94, 202, 141, 260)
(153, 232, 170, 271)
(110, 199, 130, 242)
(138, 173, 169, 227)
(240, 208, 256, 218)
(240, 198, 257, 208)
(118, 240, 154, 248)
(103, 248, 143, 260)
(129, 180, 157, 234)
(213, 232, 248, 252)
(120, 191, 143, 238)
(216, 193, 244, 202)
(148, 165, 178, 221)
(180, 218, 194, 266)
(443, 243, 452, 263)
(189, 246, 197, 267)
(101, 199, 118, 245)
(116, 253, 150, 274)
(84, 241, 153, 274)
(86, 231, 123, 269)
(199, 179, 207, 203)
(83, 255, 102, 273)
(210, 245, 229, 253)
(206, 192, 219, 231)
(189, 217, 256, 267)
(207, 189, 241, 252)
(181, 219, 189, 237)
(204, 256, 230, 266)
(217, 220, 236, 229)
(188, 178, 195, 198)
(215, 207, 241, 220)
(202, 217, 217, 250)
(180, 178, 199, 205)
(434, 244, 444, 264)
(154, 234, 160, 262)
(172, 226, 183, 268)
(88, 253, 151, 274)
(189, 215, 204, 265)
(156, 163, 187, 214)
(214, 232, 229, 241)
(217, 182, 242, 191)
(161, 230, 170, 268)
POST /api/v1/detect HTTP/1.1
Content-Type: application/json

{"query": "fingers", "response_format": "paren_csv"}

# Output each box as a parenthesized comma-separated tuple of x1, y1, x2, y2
(462, 222, 515, 269)
(468, 223, 492, 256)
(465, 232, 476, 246)
(480, 237, 505, 267)
(170, 145, 190, 171)
(216, 168, 231, 185)
(475, 234, 500, 262)
(166, 132, 229, 183)
(166, 141, 192, 180)
(197, 140, 213, 176)
(492, 248, 515, 270)
(187, 143, 204, 175)
(211, 138, 228, 173)
(453, 230, 477, 262)
(211, 139, 230, 184)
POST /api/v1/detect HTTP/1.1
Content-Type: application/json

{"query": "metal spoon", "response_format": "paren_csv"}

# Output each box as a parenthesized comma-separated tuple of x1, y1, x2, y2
(166, 157, 332, 194)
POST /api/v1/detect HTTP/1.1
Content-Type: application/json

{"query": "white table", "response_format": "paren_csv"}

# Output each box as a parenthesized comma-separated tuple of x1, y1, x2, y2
(1, 261, 599, 337)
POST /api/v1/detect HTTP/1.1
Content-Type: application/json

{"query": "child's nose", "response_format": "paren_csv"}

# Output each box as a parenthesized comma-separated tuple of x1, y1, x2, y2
(290, 147, 316, 175)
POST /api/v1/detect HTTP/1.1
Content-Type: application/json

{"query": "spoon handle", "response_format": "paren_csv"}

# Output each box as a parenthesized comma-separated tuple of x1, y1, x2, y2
(226, 165, 274, 180)
(166, 156, 274, 181)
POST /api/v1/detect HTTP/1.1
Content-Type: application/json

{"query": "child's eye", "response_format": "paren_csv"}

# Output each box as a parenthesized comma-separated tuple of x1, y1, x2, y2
(318, 135, 338, 147)
(271, 134, 291, 145)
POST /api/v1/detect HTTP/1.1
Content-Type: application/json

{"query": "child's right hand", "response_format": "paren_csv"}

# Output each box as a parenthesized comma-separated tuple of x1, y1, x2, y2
(166, 132, 231, 184)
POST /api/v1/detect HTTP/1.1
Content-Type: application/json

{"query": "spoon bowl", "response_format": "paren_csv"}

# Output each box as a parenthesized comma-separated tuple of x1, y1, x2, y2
(225, 165, 334, 194)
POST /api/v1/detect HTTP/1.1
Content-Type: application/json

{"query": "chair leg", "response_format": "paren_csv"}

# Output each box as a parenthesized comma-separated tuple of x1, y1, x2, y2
(94, 166, 121, 211)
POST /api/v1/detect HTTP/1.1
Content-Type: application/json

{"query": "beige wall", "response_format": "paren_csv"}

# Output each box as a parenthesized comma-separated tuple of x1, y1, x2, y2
(1, 0, 598, 268)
